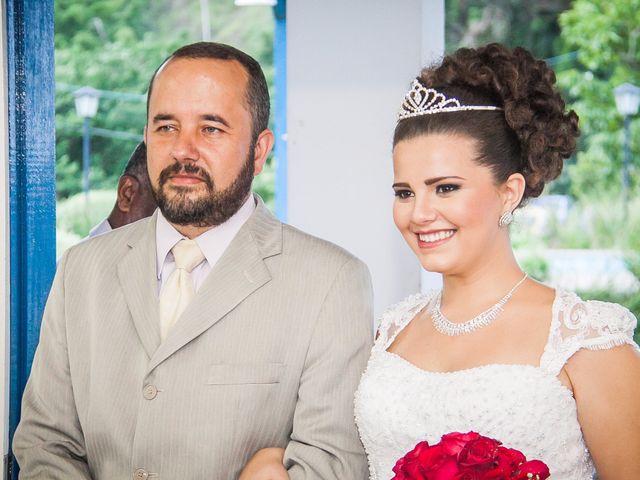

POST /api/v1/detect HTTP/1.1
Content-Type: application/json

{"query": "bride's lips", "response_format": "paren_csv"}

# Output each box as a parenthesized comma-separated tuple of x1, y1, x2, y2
(416, 229, 456, 248)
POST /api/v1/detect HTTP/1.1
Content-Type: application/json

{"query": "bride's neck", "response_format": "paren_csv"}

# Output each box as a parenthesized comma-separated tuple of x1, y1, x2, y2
(441, 254, 524, 306)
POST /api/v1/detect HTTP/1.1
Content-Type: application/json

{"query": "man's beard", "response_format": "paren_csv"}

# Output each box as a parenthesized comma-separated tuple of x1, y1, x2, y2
(152, 150, 255, 228)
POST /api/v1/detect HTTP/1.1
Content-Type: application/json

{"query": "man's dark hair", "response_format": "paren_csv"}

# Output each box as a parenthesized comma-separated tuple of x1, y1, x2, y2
(122, 142, 149, 184)
(147, 42, 270, 142)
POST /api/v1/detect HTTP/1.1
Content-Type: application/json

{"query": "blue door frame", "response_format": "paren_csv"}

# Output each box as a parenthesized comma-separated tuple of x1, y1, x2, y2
(7, 0, 57, 477)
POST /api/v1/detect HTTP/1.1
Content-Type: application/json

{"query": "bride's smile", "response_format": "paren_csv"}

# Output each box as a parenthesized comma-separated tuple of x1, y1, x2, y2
(392, 133, 517, 276)
(416, 229, 456, 247)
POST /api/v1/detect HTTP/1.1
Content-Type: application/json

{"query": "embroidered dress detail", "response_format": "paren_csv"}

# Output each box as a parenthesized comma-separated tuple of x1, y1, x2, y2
(354, 290, 638, 480)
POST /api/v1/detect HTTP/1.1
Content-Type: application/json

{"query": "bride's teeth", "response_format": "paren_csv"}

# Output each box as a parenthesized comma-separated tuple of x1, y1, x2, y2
(419, 231, 454, 243)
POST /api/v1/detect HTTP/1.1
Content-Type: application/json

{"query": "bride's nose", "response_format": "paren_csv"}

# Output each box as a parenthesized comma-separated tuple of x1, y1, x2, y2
(411, 193, 438, 224)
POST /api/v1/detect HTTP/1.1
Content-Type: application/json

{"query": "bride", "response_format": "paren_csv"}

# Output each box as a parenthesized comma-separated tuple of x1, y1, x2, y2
(240, 43, 640, 479)
(354, 43, 640, 479)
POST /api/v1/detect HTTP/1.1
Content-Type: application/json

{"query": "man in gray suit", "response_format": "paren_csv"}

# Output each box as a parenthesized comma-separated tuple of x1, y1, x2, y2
(14, 42, 373, 479)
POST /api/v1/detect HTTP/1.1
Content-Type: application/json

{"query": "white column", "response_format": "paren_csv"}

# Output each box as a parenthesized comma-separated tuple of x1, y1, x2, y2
(0, 0, 9, 467)
(287, 0, 444, 316)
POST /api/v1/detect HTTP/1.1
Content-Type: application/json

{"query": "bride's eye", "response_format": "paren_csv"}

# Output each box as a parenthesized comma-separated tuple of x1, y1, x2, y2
(394, 189, 414, 200)
(435, 184, 459, 195)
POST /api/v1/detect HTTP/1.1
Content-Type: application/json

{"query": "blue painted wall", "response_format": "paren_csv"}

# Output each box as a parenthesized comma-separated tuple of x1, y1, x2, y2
(7, 0, 57, 476)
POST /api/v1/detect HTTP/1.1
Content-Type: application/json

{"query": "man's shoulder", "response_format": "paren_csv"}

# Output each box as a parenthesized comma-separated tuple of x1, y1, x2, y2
(64, 216, 153, 263)
(249, 200, 363, 268)
(280, 223, 364, 268)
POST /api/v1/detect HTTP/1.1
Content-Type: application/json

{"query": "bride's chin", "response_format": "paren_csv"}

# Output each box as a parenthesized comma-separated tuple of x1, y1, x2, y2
(418, 261, 448, 275)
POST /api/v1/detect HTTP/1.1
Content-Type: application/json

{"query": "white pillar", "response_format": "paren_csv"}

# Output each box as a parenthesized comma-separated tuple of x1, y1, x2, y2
(287, 0, 444, 316)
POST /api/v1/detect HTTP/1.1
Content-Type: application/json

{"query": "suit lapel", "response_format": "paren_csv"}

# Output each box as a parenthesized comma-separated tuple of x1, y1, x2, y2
(117, 213, 161, 358)
(148, 199, 282, 371)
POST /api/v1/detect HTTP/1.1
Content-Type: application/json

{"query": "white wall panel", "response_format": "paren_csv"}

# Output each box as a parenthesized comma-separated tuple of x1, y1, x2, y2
(287, 0, 444, 316)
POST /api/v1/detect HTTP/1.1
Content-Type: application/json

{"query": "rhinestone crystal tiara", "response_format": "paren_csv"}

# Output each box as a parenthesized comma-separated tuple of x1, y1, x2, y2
(398, 79, 504, 120)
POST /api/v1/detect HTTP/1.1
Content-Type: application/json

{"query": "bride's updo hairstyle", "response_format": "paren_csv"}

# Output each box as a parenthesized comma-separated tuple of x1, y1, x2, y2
(394, 43, 580, 202)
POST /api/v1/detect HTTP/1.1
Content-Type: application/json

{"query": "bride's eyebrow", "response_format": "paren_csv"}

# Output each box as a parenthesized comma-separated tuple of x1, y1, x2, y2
(392, 182, 410, 189)
(424, 175, 465, 185)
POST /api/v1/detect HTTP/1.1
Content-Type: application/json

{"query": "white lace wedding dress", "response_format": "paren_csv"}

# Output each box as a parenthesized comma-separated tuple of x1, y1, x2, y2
(354, 290, 638, 480)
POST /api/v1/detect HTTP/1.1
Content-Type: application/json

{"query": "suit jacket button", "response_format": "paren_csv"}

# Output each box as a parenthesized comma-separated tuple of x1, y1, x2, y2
(133, 468, 149, 479)
(143, 384, 158, 400)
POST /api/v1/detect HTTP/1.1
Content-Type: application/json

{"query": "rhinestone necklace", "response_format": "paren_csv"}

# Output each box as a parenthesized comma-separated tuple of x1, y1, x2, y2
(430, 273, 528, 336)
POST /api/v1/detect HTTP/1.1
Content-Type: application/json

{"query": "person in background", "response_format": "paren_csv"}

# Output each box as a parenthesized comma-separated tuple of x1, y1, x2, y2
(88, 142, 157, 237)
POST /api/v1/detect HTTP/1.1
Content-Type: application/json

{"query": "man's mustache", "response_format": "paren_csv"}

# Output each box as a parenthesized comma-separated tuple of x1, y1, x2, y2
(158, 162, 214, 189)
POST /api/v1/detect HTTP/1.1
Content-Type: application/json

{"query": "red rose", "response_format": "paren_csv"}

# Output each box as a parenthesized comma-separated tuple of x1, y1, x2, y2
(392, 432, 549, 480)
(391, 456, 426, 480)
(495, 447, 526, 471)
(515, 460, 550, 480)
(454, 468, 484, 479)
(393, 460, 428, 480)
(422, 446, 453, 468)
(440, 432, 481, 456)
(392, 441, 462, 480)
(428, 457, 461, 480)
(458, 437, 501, 468)
(481, 462, 516, 480)
(405, 441, 431, 462)
(393, 442, 457, 480)
(392, 441, 431, 480)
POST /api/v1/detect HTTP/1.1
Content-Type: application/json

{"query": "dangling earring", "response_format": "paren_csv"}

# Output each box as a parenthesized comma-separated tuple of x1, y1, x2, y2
(498, 211, 513, 227)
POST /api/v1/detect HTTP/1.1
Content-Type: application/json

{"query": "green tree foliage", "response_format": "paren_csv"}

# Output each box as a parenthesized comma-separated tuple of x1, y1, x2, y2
(446, 0, 570, 58)
(557, 0, 640, 198)
(55, 0, 274, 199)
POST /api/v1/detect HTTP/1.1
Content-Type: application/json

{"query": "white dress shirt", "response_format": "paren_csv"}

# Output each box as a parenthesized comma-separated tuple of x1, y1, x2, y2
(156, 194, 256, 293)
(88, 218, 112, 238)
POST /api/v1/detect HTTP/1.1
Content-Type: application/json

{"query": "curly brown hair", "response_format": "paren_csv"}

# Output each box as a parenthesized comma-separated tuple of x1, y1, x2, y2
(393, 43, 580, 201)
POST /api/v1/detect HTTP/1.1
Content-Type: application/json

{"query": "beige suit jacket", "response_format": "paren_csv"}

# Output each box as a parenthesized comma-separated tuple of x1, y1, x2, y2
(14, 200, 373, 479)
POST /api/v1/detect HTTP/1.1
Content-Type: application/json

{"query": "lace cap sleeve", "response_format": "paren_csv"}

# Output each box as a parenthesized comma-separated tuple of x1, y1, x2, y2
(541, 290, 639, 375)
(373, 292, 435, 351)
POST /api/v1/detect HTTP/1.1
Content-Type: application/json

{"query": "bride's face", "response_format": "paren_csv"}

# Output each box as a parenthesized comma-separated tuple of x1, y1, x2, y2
(392, 132, 508, 275)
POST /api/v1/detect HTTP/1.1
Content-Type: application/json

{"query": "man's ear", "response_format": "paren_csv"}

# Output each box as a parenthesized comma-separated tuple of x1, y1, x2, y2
(116, 175, 139, 213)
(501, 173, 526, 212)
(251, 129, 275, 176)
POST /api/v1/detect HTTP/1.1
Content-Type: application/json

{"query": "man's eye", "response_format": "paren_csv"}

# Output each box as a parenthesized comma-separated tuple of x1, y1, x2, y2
(203, 126, 220, 134)
(394, 190, 413, 200)
(435, 184, 459, 194)
(156, 125, 175, 132)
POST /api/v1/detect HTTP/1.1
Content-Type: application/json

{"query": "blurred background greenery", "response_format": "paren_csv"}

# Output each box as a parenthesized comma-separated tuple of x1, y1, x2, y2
(56, 0, 640, 341)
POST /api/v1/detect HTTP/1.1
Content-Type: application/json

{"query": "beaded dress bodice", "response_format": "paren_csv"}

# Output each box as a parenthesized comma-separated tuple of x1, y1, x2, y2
(354, 290, 638, 480)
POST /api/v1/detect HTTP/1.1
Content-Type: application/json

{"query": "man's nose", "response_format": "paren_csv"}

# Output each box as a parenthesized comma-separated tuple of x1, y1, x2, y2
(171, 130, 200, 162)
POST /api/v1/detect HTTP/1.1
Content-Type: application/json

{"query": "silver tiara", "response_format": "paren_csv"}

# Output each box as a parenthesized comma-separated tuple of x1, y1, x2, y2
(398, 79, 503, 120)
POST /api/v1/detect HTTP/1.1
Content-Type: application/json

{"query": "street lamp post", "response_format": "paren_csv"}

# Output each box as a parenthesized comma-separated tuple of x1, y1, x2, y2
(74, 86, 100, 197)
(613, 82, 640, 215)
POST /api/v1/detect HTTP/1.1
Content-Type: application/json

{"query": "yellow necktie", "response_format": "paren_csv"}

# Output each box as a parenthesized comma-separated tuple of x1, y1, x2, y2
(159, 239, 205, 340)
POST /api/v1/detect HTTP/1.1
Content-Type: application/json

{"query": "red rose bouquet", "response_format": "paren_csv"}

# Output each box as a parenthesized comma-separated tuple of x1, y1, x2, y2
(392, 432, 550, 480)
